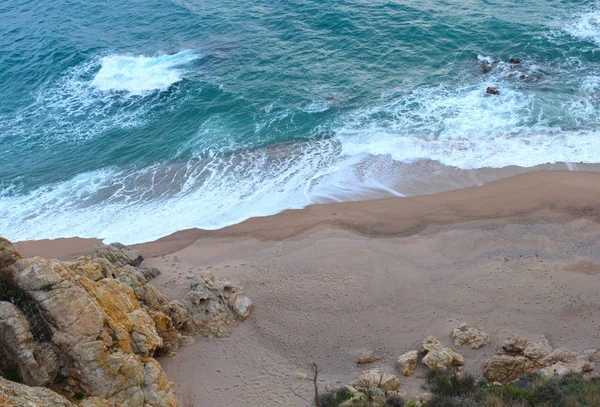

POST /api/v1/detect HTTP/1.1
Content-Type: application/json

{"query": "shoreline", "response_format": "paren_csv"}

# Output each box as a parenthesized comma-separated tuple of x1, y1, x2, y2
(15, 169, 600, 259)
(11, 169, 600, 406)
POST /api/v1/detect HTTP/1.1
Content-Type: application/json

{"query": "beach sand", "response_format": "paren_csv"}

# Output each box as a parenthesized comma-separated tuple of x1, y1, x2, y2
(14, 170, 600, 406)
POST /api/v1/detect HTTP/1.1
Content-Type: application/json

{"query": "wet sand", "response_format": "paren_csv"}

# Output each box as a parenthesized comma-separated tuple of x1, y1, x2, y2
(14, 171, 600, 406)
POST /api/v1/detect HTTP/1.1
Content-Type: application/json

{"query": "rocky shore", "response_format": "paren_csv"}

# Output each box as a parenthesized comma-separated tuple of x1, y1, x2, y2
(0, 238, 252, 406)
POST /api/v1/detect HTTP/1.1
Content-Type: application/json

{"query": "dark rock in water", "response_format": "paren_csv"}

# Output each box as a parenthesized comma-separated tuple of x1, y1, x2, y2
(508, 58, 521, 64)
(486, 87, 500, 95)
(480, 60, 498, 74)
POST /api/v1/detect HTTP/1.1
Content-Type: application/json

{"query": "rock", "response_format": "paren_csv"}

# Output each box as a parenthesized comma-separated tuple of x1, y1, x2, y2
(502, 334, 529, 354)
(484, 355, 537, 383)
(452, 323, 490, 349)
(522, 336, 552, 361)
(356, 349, 382, 365)
(386, 389, 408, 399)
(368, 386, 386, 401)
(0, 302, 56, 386)
(79, 398, 118, 407)
(296, 372, 308, 380)
(0, 375, 74, 407)
(540, 348, 579, 365)
(421, 336, 464, 373)
(539, 359, 595, 379)
(583, 349, 600, 362)
(91, 243, 144, 268)
(349, 369, 400, 393)
(0, 238, 252, 407)
(396, 350, 419, 376)
(232, 295, 253, 320)
(0, 238, 22, 269)
(508, 58, 521, 64)
(486, 86, 500, 95)
(1, 246, 176, 406)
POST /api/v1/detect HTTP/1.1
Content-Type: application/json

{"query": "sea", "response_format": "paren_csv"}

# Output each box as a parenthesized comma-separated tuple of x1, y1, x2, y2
(2, 0, 600, 244)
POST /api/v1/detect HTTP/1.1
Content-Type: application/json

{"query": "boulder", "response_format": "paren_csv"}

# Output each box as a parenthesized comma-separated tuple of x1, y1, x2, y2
(540, 348, 579, 365)
(0, 375, 73, 407)
(452, 323, 490, 349)
(349, 369, 401, 393)
(396, 350, 419, 376)
(484, 355, 537, 383)
(502, 334, 529, 354)
(421, 336, 464, 373)
(522, 336, 552, 361)
(356, 350, 381, 365)
(486, 87, 500, 95)
(91, 243, 144, 268)
(584, 349, 600, 362)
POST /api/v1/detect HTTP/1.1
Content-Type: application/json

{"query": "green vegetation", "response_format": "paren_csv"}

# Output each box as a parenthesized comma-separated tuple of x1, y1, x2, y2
(315, 372, 600, 407)
(425, 371, 600, 407)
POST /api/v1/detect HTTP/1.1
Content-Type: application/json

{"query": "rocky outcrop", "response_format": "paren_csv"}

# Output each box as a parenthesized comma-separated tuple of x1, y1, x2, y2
(452, 323, 490, 349)
(484, 334, 597, 384)
(421, 336, 464, 373)
(0, 239, 252, 407)
(396, 350, 419, 376)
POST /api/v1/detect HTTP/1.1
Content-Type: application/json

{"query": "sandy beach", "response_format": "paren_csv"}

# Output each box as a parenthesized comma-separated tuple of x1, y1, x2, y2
(14, 171, 600, 406)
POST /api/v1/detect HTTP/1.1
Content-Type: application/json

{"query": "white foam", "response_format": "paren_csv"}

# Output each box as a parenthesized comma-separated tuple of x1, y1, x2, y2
(0, 51, 197, 146)
(5, 54, 600, 244)
(91, 50, 199, 95)
(564, 9, 600, 44)
(334, 79, 600, 169)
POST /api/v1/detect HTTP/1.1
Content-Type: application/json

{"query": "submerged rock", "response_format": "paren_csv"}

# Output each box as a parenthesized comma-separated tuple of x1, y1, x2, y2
(486, 86, 500, 95)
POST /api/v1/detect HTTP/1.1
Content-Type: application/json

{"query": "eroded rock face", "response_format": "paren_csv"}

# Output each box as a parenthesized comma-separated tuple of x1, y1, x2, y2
(0, 239, 252, 407)
(421, 336, 464, 373)
(397, 350, 419, 376)
(0, 302, 56, 387)
(452, 323, 490, 349)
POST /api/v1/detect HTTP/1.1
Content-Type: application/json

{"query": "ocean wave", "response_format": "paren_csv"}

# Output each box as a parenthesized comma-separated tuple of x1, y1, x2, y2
(0, 50, 198, 146)
(564, 8, 600, 45)
(91, 50, 199, 95)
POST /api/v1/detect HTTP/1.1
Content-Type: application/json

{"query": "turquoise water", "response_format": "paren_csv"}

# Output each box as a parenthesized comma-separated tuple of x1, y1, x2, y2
(2, 0, 600, 243)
